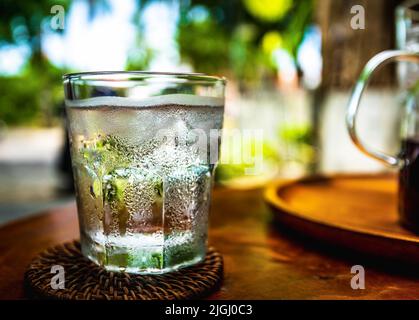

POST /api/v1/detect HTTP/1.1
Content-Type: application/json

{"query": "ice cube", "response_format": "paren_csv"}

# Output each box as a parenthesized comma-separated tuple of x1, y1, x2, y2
(102, 167, 164, 237)
(163, 165, 211, 234)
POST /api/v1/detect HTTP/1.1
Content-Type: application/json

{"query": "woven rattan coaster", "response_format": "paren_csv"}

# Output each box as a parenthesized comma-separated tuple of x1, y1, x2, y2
(24, 240, 223, 300)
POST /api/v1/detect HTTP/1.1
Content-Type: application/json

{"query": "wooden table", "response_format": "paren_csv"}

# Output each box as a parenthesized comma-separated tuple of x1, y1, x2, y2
(0, 187, 418, 300)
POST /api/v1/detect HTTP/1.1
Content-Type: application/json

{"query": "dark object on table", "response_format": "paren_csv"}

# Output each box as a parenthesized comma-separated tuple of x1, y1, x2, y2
(399, 137, 419, 233)
(57, 105, 75, 194)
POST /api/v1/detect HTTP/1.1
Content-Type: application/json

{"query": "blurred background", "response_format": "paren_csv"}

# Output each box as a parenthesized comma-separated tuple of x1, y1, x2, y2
(0, 0, 407, 224)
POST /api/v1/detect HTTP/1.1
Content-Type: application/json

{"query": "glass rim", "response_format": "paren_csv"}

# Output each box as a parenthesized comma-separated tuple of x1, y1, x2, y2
(63, 71, 226, 84)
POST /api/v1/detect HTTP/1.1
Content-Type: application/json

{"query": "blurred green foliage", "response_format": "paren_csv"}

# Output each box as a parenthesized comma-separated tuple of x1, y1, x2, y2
(279, 124, 316, 167)
(0, 0, 70, 125)
(177, 0, 313, 90)
(0, 0, 313, 126)
(0, 62, 63, 126)
(215, 136, 281, 182)
(279, 124, 312, 145)
(0, 0, 68, 47)
(0, 0, 108, 126)
(0, 0, 316, 185)
(125, 0, 154, 71)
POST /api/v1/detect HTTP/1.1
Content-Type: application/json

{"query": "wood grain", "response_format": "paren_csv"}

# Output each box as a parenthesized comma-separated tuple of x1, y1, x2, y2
(1, 183, 418, 300)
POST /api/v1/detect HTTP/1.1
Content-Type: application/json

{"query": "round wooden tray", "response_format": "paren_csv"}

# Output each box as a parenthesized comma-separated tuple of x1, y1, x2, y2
(264, 174, 419, 266)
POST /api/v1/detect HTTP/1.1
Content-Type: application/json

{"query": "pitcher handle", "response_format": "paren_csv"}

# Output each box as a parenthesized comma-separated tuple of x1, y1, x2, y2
(346, 50, 419, 167)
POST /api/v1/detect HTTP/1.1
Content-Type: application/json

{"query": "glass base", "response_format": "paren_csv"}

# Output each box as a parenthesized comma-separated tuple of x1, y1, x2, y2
(80, 231, 206, 274)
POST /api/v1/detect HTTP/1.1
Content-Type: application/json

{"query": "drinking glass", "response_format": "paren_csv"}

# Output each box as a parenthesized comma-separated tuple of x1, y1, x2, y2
(63, 72, 225, 273)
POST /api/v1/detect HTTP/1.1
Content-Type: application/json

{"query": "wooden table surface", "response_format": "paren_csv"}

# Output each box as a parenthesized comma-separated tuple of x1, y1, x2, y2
(0, 186, 418, 300)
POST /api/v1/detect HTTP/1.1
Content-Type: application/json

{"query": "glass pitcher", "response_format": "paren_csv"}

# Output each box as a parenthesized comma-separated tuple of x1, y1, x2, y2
(346, 0, 419, 233)
(346, 50, 419, 233)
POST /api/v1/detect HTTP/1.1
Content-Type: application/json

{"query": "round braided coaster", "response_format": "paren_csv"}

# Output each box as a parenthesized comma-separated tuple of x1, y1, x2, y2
(24, 240, 223, 300)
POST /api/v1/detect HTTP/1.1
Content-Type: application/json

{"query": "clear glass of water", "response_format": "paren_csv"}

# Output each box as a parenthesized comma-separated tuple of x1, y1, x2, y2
(63, 72, 225, 274)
